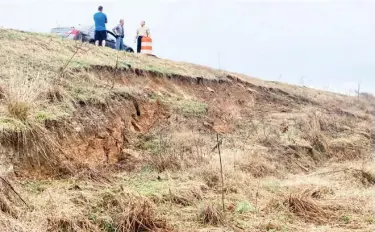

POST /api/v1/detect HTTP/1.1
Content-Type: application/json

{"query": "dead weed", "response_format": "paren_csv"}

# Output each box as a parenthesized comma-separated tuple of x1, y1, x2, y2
(283, 190, 328, 224)
(114, 197, 171, 232)
(198, 203, 225, 226)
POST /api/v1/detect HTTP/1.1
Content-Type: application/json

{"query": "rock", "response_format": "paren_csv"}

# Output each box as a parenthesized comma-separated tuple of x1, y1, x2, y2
(131, 120, 142, 132)
(68, 185, 82, 191)
(97, 131, 109, 139)
(247, 88, 258, 94)
(119, 149, 141, 162)
(362, 162, 375, 183)
(207, 87, 215, 93)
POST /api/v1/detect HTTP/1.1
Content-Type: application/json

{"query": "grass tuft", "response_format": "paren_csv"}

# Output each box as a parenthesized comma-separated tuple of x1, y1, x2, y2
(114, 197, 171, 232)
(283, 190, 328, 224)
(7, 101, 30, 121)
(198, 203, 225, 226)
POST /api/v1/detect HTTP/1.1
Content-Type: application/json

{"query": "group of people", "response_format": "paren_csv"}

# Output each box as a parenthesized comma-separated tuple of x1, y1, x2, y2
(93, 6, 151, 53)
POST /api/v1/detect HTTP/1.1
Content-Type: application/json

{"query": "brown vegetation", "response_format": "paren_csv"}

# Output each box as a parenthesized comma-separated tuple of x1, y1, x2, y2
(0, 29, 373, 232)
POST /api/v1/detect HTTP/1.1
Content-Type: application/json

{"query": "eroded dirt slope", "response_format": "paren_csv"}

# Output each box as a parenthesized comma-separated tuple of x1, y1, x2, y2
(0, 29, 374, 232)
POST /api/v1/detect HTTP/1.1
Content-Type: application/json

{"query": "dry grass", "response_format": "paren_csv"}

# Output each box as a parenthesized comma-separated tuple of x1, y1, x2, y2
(235, 151, 278, 178)
(94, 192, 171, 232)
(361, 162, 375, 184)
(0, 179, 26, 220)
(0, 29, 373, 232)
(162, 185, 203, 206)
(115, 197, 171, 232)
(198, 203, 225, 226)
(283, 190, 329, 224)
(46, 217, 97, 232)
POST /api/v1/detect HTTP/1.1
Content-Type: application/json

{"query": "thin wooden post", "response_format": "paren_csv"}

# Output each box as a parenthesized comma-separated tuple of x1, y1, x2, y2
(216, 133, 225, 212)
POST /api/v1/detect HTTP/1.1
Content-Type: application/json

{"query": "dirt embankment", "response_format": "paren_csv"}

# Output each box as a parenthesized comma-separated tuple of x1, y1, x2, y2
(0, 29, 374, 232)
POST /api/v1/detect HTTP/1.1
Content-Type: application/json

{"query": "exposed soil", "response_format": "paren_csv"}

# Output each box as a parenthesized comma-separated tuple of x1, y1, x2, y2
(0, 29, 373, 232)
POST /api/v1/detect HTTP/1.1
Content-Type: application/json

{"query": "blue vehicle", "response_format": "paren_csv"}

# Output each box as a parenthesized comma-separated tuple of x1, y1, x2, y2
(51, 25, 134, 53)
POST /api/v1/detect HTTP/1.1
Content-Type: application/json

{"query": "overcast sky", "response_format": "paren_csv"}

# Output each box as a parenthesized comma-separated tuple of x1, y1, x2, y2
(1, 0, 374, 94)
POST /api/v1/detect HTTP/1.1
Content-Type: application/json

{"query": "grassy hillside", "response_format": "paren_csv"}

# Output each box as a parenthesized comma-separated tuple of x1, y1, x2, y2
(0, 29, 374, 232)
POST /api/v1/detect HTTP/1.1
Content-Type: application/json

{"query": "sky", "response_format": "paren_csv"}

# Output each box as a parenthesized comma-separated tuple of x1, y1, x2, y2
(0, 0, 374, 94)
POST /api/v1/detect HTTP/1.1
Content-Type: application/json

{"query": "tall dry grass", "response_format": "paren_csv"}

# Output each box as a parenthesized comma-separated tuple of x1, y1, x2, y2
(0, 66, 67, 171)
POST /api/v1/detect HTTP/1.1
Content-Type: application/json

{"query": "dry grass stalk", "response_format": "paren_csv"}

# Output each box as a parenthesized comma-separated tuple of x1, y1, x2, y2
(0, 67, 69, 173)
(0, 194, 17, 218)
(0, 122, 65, 171)
(283, 190, 329, 224)
(74, 166, 111, 184)
(237, 152, 277, 178)
(47, 217, 98, 232)
(163, 186, 203, 206)
(198, 203, 225, 226)
(149, 153, 182, 173)
(115, 197, 171, 232)
(7, 102, 29, 121)
(0, 178, 27, 219)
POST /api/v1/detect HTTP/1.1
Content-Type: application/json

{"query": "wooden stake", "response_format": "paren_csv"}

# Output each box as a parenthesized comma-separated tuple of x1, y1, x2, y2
(216, 133, 225, 212)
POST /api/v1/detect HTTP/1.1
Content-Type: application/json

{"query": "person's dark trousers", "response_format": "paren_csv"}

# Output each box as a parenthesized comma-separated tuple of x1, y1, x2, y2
(137, 36, 143, 53)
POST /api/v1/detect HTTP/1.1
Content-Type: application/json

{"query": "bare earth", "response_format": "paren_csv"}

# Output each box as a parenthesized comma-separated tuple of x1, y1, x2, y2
(0, 29, 374, 232)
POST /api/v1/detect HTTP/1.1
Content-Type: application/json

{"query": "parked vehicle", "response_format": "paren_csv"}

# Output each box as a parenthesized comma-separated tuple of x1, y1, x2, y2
(51, 25, 134, 53)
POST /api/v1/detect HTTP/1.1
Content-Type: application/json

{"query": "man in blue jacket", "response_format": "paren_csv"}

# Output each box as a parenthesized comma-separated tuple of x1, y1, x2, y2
(93, 6, 107, 47)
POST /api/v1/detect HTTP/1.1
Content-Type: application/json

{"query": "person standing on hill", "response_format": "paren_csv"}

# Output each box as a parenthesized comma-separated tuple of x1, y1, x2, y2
(112, 19, 125, 50)
(134, 20, 150, 53)
(93, 6, 107, 47)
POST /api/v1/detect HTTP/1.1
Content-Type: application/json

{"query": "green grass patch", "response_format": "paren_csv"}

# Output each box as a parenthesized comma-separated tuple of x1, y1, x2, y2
(69, 85, 107, 105)
(69, 60, 90, 69)
(174, 99, 207, 117)
(0, 31, 21, 40)
(235, 201, 256, 214)
(0, 117, 28, 131)
(22, 180, 52, 194)
(149, 93, 207, 117)
(34, 110, 63, 122)
(144, 65, 172, 74)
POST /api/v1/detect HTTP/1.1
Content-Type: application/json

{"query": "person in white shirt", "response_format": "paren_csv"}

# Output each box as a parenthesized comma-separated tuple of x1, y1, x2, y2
(134, 21, 150, 53)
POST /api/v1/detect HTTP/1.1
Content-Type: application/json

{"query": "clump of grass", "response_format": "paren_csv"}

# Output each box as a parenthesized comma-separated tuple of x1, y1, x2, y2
(149, 153, 183, 172)
(140, 131, 209, 172)
(200, 166, 220, 188)
(235, 201, 256, 214)
(0, 73, 69, 171)
(163, 185, 203, 206)
(283, 190, 328, 224)
(46, 217, 98, 232)
(7, 101, 30, 121)
(236, 152, 277, 178)
(144, 65, 172, 74)
(115, 198, 170, 232)
(0, 194, 18, 218)
(69, 85, 107, 105)
(198, 203, 225, 226)
(0, 178, 28, 219)
(93, 192, 172, 232)
(175, 99, 207, 117)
